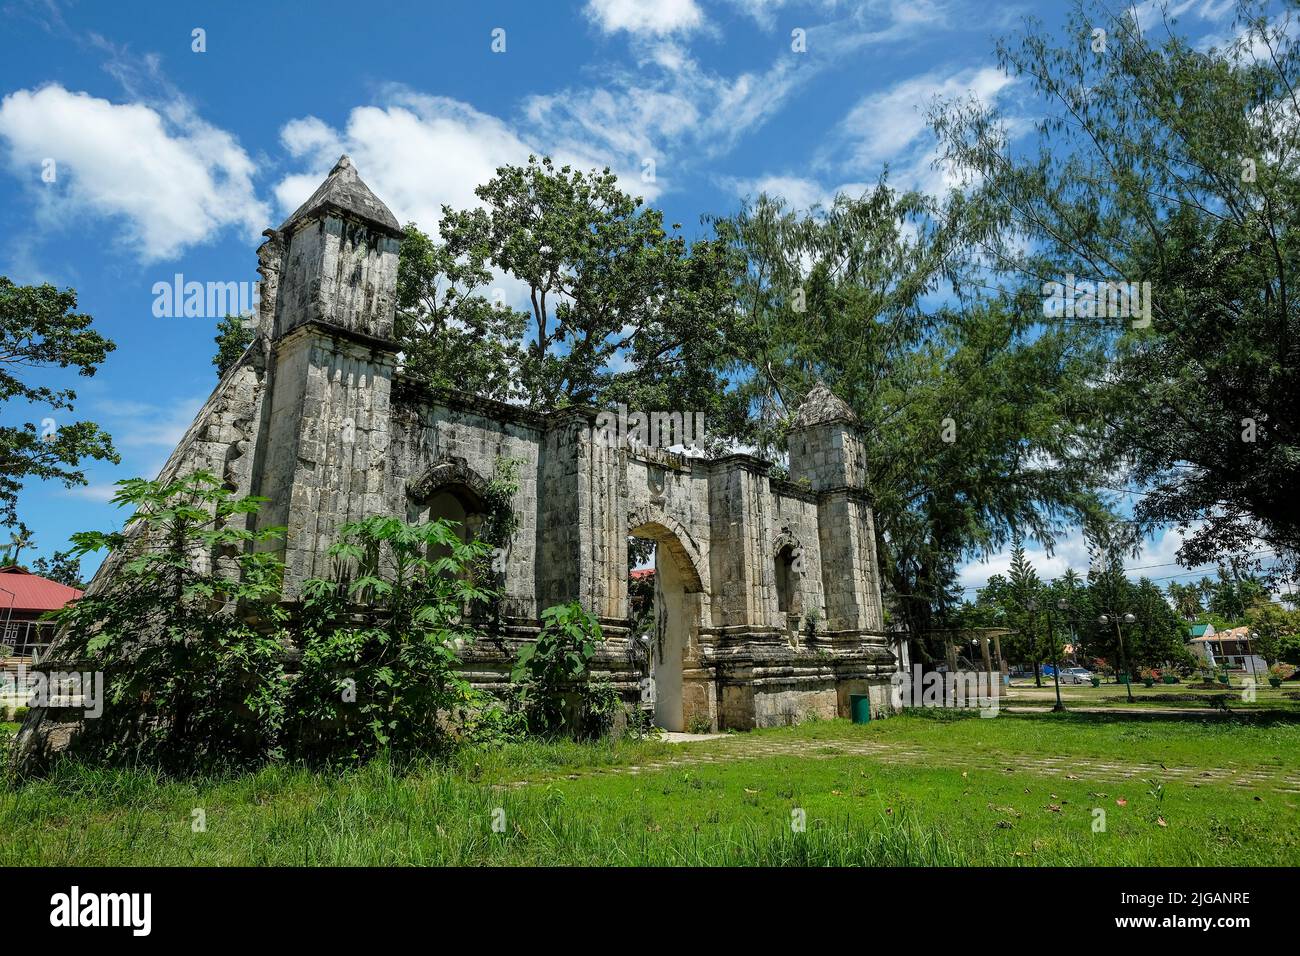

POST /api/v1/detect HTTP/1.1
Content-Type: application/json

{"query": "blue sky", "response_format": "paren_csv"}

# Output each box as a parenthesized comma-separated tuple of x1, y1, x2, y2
(0, 0, 1259, 589)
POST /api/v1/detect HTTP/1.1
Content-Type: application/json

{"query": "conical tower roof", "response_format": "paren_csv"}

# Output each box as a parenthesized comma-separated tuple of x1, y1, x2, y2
(278, 155, 402, 237)
(793, 381, 856, 428)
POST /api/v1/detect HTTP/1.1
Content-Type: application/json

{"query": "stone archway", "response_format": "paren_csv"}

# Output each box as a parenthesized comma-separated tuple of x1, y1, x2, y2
(408, 457, 492, 554)
(626, 504, 705, 593)
(628, 505, 707, 731)
(409, 457, 491, 508)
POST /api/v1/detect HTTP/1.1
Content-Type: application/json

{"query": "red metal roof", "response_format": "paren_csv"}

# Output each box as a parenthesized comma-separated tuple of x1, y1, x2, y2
(0, 566, 83, 612)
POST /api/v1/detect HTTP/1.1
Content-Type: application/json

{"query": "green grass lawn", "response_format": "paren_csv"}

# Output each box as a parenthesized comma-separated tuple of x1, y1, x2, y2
(2, 712, 1297, 866)
(1006, 679, 1300, 711)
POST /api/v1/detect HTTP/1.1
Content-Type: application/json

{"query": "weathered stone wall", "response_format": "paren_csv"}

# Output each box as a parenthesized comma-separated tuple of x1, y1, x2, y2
(37, 158, 903, 744)
(389, 381, 546, 621)
(275, 218, 400, 341)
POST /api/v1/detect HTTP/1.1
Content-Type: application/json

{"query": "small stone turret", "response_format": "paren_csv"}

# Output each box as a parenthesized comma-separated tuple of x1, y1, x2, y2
(784, 382, 883, 641)
(272, 155, 404, 342)
(787, 381, 864, 492)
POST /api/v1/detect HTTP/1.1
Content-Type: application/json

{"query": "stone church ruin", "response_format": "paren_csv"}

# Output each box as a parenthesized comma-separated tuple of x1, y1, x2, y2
(40, 157, 902, 734)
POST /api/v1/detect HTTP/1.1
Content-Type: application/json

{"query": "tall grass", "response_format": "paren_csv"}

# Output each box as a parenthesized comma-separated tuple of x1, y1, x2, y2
(3, 716, 1295, 866)
(0, 756, 980, 866)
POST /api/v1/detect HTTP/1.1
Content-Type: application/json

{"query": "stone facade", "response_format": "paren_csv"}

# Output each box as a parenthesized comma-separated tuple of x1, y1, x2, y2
(65, 156, 901, 732)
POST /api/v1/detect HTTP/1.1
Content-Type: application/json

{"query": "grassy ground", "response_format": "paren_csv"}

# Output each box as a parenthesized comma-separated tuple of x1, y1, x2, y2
(1006, 678, 1300, 711)
(1, 712, 1297, 866)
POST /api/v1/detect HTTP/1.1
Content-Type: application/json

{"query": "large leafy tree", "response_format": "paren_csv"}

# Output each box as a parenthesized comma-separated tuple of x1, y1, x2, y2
(1166, 581, 1204, 620)
(395, 221, 527, 402)
(452, 155, 740, 412)
(1007, 537, 1045, 684)
(1205, 568, 1269, 622)
(708, 186, 1111, 660)
(1072, 522, 1190, 674)
(0, 277, 118, 531)
(212, 314, 255, 379)
(970, 536, 1191, 676)
(30, 548, 84, 588)
(1247, 600, 1300, 665)
(932, 0, 1300, 581)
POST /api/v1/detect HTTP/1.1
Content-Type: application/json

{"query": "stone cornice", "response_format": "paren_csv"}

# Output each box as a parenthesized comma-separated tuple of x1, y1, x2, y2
(769, 476, 818, 502)
(276, 319, 400, 358)
(708, 453, 772, 476)
(392, 377, 549, 429)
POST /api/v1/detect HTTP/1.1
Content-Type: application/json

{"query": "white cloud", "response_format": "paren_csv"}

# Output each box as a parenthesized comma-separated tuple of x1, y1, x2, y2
(1128, 0, 1237, 35)
(723, 173, 872, 210)
(525, 39, 818, 185)
(537, 3, 961, 190)
(62, 483, 117, 503)
(724, 0, 798, 29)
(274, 89, 536, 234)
(821, 65, 1015, 195)
(0, 84, 267, 262)
(584, 0, 704, 37)
(94, 395, 204, 450)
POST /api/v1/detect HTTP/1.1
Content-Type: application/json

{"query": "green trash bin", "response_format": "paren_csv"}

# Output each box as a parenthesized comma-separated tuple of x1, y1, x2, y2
(849, 694, 871, 724)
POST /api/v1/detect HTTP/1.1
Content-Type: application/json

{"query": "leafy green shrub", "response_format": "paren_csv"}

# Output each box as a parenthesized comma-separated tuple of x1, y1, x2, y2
(511, 601, 605, 736)
(580, 679, 624, 739)
(454, 690, 529, 746)
(287, 515, 493, 764)
(687, 712, 713, 735)
(623, 703, 660, 740)
(47, 472, 288, 772)
(26, 475, 504, 773)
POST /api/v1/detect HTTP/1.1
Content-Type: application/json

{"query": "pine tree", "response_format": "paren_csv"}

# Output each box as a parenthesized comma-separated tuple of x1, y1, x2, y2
(1007, 536, 1044, 686)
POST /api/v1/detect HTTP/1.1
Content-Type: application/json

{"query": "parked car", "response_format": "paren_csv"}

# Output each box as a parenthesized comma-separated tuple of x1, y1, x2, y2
(1060, 667, 1093, 685)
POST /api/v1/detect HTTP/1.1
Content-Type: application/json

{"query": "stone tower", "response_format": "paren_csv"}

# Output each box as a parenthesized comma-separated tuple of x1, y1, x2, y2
(787, 383, 885, 643)
(254, 156, 405, 590)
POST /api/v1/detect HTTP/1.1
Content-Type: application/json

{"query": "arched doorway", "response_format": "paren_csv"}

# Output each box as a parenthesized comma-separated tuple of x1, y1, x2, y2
(426, 485, 486, 552)
(775, 544, 798, 614)
(627, 515, 705, 733)
(408, 460, 493, 618)
(409, 458, 491, 555)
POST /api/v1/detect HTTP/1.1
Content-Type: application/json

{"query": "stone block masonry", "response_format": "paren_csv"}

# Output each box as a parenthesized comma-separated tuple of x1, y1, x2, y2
(45, 156, 903, 734)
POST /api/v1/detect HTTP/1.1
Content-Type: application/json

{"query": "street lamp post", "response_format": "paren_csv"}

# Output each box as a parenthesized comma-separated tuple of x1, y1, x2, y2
(1099, 612, 1137, 703)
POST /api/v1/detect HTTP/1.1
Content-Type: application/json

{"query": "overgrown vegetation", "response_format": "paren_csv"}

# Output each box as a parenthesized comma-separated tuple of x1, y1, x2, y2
(211, 314, 255, 379)
(19, 473, 629, 776)
(3, 715, 1295, 866)
(48, 473, 288, 772)
(511, 601, 609, 738)
(287, 514, 493, 764)
(0, 276, 117, 534)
